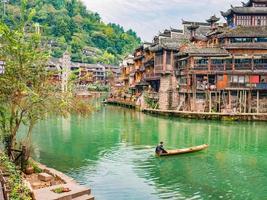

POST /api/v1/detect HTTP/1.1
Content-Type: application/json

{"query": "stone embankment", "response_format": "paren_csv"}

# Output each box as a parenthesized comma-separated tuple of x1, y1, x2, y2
(28, 162, 94, 200)
(105, 99, 267, 121)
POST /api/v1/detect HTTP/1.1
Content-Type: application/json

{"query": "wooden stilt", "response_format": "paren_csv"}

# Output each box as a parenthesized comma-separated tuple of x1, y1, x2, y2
(239, 91, 242, 113)
(244, 91, 247, 113)
(248, 90, 252, 113)
(209, 91, 212, 113)
(257, 90, 259, 114)
(219, 91, 221, 113)
(228, 91, 231, 108)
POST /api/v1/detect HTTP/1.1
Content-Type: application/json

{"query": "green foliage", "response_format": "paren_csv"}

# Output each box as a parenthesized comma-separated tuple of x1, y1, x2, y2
(0, 1, 92, 159)
(144, 94, 159, 109)
(1, 0, 141, 64)
(27, 159, 43, 173)
(88, 84, 110, 92)
(0, 154, 32, 200)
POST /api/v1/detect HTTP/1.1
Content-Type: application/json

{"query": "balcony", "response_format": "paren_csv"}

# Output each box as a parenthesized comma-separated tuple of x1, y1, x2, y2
(193, 65, 208, 70)
(225, 64, 233, 71)
(210, 64, 224, 71)
(254, 64, 267, 71)
(155, 65, 163, 72)
(154, 64, 173, 73)
(144, 72, 161, 81)
(256, 83, 267, 90)
(234, 64, 252, 70)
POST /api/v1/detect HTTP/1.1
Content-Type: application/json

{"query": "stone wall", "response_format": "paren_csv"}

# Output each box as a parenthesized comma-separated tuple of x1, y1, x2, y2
(158, 74, 178, 110)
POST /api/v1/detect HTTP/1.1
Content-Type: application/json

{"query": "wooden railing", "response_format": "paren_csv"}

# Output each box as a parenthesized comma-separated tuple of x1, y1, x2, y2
(144, 72, 160, 80)
(254, 64, 267, 70)
(154, 65, 163, 72)
(210, 64, 224, 71)
(235, 64, 252, 70)
(225, 64, 233, 71)
(0, 170, 9, 200)
(193, 65, 208, 70)
(256, 83, 267, 90)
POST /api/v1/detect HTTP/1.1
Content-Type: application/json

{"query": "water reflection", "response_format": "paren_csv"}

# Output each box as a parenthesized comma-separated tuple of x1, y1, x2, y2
(28, 106, 267, 200)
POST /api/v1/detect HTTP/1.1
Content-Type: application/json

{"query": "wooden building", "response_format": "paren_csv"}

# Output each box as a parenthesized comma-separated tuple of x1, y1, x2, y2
(221, 0, 267, 27)
(176, 0, 267, 113)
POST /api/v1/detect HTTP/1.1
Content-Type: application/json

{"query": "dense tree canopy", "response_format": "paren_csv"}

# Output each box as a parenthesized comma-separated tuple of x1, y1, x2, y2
(1, 0, 141, 64)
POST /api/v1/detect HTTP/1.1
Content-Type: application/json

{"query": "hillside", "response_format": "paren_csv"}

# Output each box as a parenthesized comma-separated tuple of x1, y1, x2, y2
(2, 0, 141, 64)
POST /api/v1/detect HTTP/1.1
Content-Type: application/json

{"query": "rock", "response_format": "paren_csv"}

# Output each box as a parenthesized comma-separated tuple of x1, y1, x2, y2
(25, 166, 34, 175)
(38, 173, 53, 182)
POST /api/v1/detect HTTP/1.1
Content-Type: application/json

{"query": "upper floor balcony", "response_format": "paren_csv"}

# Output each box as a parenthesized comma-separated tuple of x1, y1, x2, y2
(144, 72, 161, 81)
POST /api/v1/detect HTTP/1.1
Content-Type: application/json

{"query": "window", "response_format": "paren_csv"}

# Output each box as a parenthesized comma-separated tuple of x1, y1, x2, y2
(155, 52, 163, 66)
(166, 51, 171, 65)
(178, 60, 188, 68)
(195, 59, 208, 65)
(230, 38, 253, 43)
(255, 38, 267, 42)
(235, 59, 252, 64)
(255, 16, 267, 26)
(230, 75, 249, 83)
(254, 59, 267, 64)
(212, 59, 224, 64)
(236, 15, 251, 26)
(179, 76, 187, 85)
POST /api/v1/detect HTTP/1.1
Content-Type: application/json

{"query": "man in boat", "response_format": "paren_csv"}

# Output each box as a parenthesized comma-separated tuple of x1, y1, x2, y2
(155, 142, 168, 155)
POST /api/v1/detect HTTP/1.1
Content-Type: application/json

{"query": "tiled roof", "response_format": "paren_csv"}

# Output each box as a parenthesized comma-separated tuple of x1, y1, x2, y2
(182, 20, 210, 26)
(206, 15, 220, 23)
(218, 26, 267, 38)
(243, 0, 267, 7)
(221, 7, 267, 17)
(149, 37, 188, 52)
(177, 45, 230, 57)
(222, 42, 267, 50)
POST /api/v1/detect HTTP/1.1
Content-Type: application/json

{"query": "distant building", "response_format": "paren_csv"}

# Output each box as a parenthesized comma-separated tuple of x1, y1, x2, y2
(221, 0, 267, 27)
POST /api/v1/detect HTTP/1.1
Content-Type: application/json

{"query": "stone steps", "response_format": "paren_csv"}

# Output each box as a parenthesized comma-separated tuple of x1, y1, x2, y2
(73, 194, 94, 200)
(34, 183, 93, 200)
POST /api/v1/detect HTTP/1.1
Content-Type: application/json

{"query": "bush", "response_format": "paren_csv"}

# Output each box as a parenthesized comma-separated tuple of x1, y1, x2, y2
(0, 154, 32, 200)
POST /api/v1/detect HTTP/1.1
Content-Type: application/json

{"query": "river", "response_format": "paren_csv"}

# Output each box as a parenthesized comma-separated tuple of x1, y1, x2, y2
(28, 105, 267, 200)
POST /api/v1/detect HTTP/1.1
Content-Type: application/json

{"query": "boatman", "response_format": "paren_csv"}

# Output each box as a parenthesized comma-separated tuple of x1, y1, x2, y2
(155, 141, 168, 155)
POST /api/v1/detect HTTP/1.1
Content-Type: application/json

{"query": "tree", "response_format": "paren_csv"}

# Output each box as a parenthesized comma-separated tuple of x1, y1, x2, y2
(0, 1, 91, 163)
(2, 0, 141, 65)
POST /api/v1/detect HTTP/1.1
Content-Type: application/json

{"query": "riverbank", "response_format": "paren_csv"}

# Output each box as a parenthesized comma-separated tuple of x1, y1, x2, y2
(0, 153, 94, 200)
(105, 99, 267, 121)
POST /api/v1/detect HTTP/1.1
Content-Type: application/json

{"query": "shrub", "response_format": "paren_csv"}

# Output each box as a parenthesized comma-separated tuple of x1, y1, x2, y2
(0, 154, 32, 200)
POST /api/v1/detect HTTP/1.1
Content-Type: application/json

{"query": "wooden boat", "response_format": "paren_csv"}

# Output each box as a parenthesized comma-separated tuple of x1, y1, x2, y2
(158, 144, 209, 156)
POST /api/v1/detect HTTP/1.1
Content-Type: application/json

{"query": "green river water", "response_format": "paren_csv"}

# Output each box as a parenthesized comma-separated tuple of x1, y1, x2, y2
(27, 104, 267, 200)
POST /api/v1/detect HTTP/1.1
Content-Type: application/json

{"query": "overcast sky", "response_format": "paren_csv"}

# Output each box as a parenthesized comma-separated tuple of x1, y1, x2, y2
(81, 0, 242, 41)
